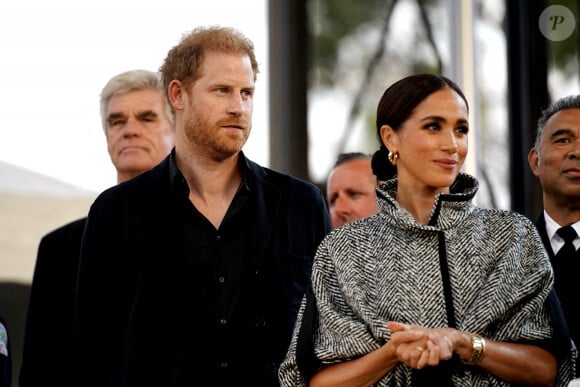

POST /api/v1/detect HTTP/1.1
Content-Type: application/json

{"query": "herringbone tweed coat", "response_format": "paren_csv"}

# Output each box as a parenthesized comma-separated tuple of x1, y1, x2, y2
(280, 173, 575, 386)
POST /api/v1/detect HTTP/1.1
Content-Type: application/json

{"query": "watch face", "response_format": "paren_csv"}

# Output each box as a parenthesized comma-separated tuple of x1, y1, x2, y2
(462, 333, 485, 365)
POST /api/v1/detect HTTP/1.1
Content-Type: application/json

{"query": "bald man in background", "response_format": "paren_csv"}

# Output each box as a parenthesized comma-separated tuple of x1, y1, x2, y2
(326, 152, 379, 229)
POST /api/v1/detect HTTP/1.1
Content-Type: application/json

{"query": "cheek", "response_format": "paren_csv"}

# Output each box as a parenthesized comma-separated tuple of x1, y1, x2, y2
(107, 133, 122, 152)
(244, 101, 254, 115)
(538, 153, 560, 169)
(458, 138, 469, 159)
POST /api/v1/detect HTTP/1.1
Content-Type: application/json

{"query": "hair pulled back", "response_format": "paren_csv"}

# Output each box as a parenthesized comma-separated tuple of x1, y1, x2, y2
(371, 73, 468, 181)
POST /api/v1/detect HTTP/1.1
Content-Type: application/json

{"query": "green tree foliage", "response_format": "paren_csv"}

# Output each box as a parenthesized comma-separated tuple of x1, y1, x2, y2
(307, 0, 386, 85)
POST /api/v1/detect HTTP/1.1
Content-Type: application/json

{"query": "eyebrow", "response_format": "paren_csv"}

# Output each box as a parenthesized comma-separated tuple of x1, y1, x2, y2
(107, 110, 158, 124)
(106, 112, 126, 124)
(419, 115, 469, 125)
(211, 83, 255, 93)
(137, 110, 159, 119)
(549, 128, 576, 139)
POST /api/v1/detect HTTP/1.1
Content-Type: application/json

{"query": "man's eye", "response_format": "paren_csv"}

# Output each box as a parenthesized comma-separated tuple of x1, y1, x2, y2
(110, 120, 125, 127)
(555, 137, 571, 144)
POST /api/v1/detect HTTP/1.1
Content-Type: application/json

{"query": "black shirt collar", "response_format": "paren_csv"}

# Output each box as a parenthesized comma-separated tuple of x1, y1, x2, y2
(169, 149, 253, 195)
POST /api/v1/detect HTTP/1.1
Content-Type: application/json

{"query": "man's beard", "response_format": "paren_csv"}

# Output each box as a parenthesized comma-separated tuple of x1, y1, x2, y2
(184, 106, 250, 162)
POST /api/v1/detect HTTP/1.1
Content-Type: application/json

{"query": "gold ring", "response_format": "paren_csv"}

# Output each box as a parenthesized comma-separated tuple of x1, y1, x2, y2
(415, 346, 424, 352)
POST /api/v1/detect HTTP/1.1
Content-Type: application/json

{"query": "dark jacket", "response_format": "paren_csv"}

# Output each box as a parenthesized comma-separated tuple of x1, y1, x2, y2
(75, 153, 331, 387)
(536, 212, 580, 376)
(20, 217, 86, 387)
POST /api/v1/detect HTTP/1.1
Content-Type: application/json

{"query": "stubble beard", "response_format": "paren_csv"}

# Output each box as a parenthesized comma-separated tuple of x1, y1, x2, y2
(184, 107, 250, 162)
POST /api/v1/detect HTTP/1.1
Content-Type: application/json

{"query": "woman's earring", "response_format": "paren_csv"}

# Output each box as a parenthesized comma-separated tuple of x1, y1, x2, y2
(388, 151, 399, 166)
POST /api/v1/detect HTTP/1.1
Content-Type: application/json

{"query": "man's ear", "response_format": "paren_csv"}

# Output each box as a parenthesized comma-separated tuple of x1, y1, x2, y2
(168, 80, 186, 111)
(528, 147, 540, 177)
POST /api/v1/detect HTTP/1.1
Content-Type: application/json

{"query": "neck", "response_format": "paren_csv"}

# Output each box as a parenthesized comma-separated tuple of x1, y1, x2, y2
(544, 197, 580, 226)
(175, 149, 242, 229)
(396, 184, 446, 225)
(176, 151, 241, 199)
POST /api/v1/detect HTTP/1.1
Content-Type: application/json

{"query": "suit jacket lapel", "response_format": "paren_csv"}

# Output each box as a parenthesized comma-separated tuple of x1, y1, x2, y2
(536, 212, 556, 259)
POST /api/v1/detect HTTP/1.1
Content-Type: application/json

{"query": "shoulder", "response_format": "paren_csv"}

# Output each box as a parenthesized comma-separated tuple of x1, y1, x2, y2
(468, 208, 542, 247)
(474, 207, 536, 230)
(43, 217, 86, 236)
(319, 215, 383, 252)
(246, 158, 324, 199)
(471, 208, 547, 268)
(92, 159, 169, 209)
(40, 217, 87, 245)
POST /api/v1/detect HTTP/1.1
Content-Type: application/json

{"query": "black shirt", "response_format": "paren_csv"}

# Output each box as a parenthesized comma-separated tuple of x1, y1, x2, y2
(169, 153, 268, 384)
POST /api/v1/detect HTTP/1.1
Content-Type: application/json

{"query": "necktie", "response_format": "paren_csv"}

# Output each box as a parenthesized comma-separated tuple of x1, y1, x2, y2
(556, 225, 578, 258)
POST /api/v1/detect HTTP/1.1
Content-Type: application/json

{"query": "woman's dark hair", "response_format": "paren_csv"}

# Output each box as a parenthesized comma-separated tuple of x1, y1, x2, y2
(371, 73, 469, 181)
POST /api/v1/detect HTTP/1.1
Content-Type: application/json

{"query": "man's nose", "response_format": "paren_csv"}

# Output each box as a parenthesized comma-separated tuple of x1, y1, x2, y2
(228, 94, 245, 116)
(123, 117, 141, 136)
(333, 195, 351, 214)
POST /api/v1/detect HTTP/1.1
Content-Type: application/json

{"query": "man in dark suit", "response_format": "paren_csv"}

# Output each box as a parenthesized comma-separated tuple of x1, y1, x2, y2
(19, 69, 174, 387)
(74, 26, 331, 387)
(528, 94, 580, 375)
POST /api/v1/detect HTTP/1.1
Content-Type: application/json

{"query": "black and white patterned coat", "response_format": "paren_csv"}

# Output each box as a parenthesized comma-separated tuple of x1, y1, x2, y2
(279, 173, 575, 386)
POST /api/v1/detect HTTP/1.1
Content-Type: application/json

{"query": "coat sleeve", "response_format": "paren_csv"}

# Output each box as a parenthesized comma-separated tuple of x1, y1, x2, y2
(20, 219, 85, 387)
(278, 235, 385, 386)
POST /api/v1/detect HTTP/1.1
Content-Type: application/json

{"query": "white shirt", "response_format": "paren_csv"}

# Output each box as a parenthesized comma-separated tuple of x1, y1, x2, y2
(544, 210, 580, 255)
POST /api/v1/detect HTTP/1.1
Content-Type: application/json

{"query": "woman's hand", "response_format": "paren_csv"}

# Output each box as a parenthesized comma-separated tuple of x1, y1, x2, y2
(387, 321, 556, 386)
(387, 322, 454, 369)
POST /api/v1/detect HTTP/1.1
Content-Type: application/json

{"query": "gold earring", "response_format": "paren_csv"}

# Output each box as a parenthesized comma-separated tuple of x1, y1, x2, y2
(388, 151, 399, 165)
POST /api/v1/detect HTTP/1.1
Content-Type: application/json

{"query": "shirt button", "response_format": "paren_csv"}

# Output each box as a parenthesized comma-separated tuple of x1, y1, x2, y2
(220, 318, 227, 325)
(218, 276, 225, 283)
(220, 362, 228, 368)
(215, 235, 221, 241)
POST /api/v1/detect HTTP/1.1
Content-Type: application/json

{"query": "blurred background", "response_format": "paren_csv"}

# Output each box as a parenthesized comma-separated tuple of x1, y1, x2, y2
(1, 0, 579, 384)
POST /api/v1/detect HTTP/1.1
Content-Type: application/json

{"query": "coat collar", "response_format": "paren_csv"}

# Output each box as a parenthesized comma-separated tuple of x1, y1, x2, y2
(375, 173, 479, 230)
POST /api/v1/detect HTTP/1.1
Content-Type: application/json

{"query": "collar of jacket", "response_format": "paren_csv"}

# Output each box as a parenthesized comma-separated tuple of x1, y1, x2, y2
(375, 173, 479, 231)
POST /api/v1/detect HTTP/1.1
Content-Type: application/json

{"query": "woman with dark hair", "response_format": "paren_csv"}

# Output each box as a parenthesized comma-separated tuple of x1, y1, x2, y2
(279, 74, 575, 386)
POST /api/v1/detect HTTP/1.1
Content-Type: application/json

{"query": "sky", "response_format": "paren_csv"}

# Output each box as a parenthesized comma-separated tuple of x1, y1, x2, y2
(0, 0, 269, 193)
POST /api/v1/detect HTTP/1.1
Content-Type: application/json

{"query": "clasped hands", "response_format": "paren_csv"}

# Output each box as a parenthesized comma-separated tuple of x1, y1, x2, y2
(387, 321, 456, 370)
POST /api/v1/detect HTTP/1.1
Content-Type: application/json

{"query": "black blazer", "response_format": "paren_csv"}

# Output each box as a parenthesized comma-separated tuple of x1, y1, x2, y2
(536, 212, 557, 258)
(20, 217, 86, 387)
(536, 212, 579, 375)
(75, 154, 331, 386)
